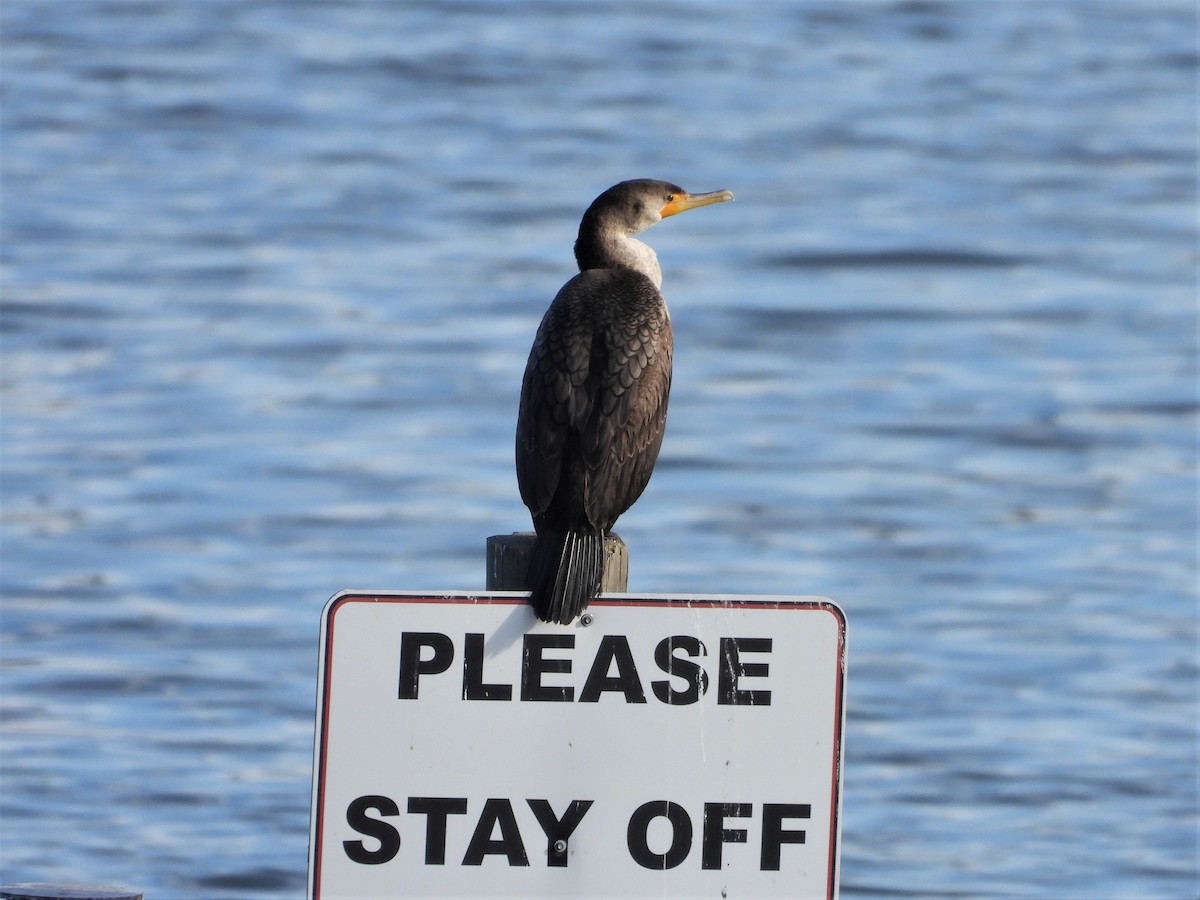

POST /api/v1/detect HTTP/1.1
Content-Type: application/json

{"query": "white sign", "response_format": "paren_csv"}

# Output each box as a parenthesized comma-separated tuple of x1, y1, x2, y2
(309, 592, 846, 900)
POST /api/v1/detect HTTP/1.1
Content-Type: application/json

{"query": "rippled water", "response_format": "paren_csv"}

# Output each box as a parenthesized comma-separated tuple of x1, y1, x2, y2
(2, 1, 1196, 898)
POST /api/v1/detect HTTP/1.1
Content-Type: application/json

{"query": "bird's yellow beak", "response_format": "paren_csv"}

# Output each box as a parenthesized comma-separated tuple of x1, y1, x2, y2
(660, 189, 735, 218)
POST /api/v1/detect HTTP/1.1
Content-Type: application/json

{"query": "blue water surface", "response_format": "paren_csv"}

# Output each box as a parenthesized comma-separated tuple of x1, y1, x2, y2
(2, 2, 1196, 898)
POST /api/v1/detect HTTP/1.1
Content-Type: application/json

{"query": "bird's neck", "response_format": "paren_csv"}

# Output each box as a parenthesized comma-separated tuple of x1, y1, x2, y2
(575, 226, 663, 289)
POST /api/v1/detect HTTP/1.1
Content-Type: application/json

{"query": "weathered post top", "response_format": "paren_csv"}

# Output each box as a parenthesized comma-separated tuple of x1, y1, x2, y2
(485, 531, 628, 593)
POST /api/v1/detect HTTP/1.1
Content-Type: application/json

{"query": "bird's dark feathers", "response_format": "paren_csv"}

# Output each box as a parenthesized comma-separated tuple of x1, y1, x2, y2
(516, 268, 671, 531)
(526, 526, 604, 625)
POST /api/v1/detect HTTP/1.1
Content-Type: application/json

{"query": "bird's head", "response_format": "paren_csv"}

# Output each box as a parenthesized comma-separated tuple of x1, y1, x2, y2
(585, 179, 735, 236)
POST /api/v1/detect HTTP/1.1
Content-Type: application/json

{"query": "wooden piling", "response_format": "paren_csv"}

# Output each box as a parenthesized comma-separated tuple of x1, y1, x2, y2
(485, 531, 629, 592)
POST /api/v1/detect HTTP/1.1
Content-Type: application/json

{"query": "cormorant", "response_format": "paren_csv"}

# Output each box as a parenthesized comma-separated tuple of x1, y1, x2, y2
(516, 178, 734, 624)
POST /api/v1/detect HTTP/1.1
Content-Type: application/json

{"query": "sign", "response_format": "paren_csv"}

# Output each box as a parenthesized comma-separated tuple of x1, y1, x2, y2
(309, 592, 846, 899)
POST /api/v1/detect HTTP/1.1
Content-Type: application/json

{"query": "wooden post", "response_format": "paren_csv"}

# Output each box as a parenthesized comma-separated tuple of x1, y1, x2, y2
(486, 531, 628, 592)
(0, 886, 143, 900)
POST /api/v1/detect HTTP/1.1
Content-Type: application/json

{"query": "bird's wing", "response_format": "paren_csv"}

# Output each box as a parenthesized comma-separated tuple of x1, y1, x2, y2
(516, 279, 594, 516)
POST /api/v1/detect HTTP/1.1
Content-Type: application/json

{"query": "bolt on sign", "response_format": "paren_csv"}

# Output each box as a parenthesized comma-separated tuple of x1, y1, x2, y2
(308, 592, 847, 900)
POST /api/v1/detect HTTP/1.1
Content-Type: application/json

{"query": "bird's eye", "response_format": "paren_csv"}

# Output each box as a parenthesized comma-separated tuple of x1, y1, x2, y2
(665, 194, 676, 202)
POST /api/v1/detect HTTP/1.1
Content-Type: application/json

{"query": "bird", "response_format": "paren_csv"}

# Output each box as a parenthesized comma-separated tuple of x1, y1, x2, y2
(515, 178, 734, 624)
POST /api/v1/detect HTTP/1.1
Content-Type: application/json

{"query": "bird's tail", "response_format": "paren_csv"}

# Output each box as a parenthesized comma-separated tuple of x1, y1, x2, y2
(527, 527, 604, 625)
